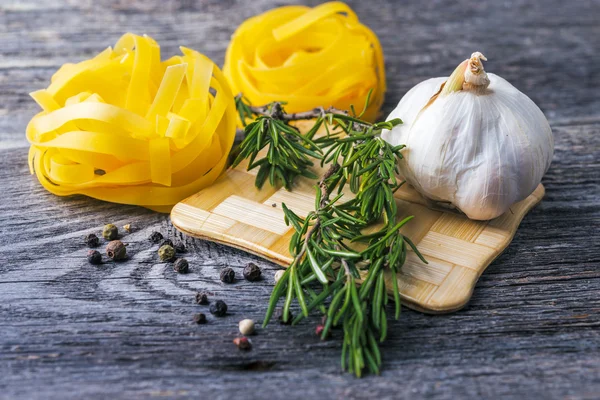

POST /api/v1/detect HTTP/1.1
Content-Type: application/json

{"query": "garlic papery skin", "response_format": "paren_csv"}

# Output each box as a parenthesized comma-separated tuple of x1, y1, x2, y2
(381, 53, 554, 220)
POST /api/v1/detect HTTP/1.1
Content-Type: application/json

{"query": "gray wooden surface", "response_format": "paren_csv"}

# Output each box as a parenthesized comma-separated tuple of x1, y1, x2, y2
(1, 1, 599, 399)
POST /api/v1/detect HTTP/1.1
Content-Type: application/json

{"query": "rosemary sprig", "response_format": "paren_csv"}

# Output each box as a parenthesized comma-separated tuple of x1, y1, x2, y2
(316, 116, 405, 224)
(231, 96, 323, 190)
(234, 94, 427, 377)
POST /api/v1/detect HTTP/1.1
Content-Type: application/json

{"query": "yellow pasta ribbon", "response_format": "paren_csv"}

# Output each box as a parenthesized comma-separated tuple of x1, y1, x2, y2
(223, 1, 386, 122)
(27, 33, 237, 212)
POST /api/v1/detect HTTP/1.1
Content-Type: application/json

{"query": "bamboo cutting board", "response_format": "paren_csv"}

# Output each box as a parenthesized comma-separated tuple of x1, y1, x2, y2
(171, 151, 544, 314)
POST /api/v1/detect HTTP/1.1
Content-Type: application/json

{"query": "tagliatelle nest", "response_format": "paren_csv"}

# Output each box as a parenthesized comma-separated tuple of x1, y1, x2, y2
(26, 33, 236, 212)
(223, 1, 386, 122)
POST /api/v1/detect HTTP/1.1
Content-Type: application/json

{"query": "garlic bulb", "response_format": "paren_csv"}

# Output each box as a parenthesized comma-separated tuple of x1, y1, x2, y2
(382, 52, 553, 220)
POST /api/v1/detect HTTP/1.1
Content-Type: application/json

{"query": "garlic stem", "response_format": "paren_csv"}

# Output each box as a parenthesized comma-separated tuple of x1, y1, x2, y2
(464, 52, 490, 91)
(441, 52, 490, 96)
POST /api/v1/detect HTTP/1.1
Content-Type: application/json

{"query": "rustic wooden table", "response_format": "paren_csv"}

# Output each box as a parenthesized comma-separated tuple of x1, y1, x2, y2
(1, 1, 599, 399)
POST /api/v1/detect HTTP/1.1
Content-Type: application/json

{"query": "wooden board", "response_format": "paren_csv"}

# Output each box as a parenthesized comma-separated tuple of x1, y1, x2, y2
(171, 153, 545, 314)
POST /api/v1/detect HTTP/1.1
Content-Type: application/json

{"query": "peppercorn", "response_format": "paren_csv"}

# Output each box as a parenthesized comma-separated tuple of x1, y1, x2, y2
(243, 262, 262, 282)
(276, 308, 293, 325)
(158, 244, 176, 262)
(239, 319, 255, 335)
(233, 337, 252, 351)
(106, 240, 127, 260)
(315, 324, 330, 339)
(84, 233, 100, 248)
(174, 241, 186, 253)
(102, 224, 118, 240)
(274, 270, 285, 283)
(148, 231, 163, 244)
(87, 250, 102, 265)
(173, 258, 189, 274)
(220, 267, 235, 284)
(210, 300, 228, 317)
(193, 313, 207, 324)
(195, 292, 209, 305)
(160, 238, 174, 248)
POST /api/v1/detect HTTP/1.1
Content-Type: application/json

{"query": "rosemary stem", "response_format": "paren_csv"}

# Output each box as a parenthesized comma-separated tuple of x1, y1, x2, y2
(235, 93, 349, 121)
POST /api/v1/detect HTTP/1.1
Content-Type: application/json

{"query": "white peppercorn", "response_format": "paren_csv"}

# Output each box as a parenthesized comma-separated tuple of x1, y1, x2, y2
(238, 319, 255, 336)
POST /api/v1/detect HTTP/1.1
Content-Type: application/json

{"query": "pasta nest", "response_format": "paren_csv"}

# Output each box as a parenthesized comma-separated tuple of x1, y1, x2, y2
(27, 33, 236, 212)
(224, 1, 386, 122)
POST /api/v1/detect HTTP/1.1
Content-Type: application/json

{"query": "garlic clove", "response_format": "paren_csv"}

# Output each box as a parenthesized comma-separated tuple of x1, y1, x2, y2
(381, 77, 446, 148)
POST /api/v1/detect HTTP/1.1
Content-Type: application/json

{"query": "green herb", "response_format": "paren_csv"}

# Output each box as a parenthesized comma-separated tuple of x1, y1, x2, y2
(234, 93, 427, 377)
(231, 96, 324, 190)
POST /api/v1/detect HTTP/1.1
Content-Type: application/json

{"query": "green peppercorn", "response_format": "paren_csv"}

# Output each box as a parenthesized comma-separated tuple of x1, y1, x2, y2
(106, 240, 127, 260)
(84, 233, 100, 248)
(220, 267, 235, 283)
(158, 244, 176, 262)
(87, 250, 102, 265)
(102, 224, 118, 240)
(173, 258, 189, 274)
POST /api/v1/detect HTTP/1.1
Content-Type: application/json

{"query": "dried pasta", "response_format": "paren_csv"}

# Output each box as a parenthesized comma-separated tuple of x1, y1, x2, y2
(223, 1, 386, 122)
(26, 33, 236, 212)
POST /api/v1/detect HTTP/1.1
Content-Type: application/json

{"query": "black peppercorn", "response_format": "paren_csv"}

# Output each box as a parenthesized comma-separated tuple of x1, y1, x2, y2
(193, 313, 207, 324)
(84, 233, 100, 248)
(243, 262, 262, 282)
(220, 267, 235, 283)
(173, 258, 189, 274)
(160, 238, 174, 248)
(233, 337, 252, 351)
(102, 224, 119, 240)
(148, 231, 163, 244)
(195, 292, 209, 305)
(106, 240, 127, 260)
(174, 241, 186, 253)
(276, 308, 293, 325)
(87, 250, 102, 265)
(158, 245, 176, 262)
(210, 300, 228, 317)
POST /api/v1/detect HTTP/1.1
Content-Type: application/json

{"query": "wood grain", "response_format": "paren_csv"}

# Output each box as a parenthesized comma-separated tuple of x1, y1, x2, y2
(1, 1, 599, 399)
